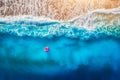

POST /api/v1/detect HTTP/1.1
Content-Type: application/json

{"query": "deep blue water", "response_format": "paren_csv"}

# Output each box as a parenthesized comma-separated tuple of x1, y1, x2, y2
(0, 32, 120, 80)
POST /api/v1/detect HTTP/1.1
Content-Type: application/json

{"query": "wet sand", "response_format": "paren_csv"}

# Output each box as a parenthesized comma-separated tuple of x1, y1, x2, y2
(0, 0, 120, 21)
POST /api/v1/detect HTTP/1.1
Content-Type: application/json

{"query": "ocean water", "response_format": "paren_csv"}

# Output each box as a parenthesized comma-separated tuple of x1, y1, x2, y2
(0, 9, 120, 80)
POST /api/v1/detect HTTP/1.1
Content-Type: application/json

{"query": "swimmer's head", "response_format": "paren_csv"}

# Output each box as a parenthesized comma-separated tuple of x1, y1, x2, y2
(44, 46, 49, 52)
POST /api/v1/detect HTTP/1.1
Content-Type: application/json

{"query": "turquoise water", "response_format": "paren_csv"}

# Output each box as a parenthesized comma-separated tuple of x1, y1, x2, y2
(0, 18, 120, 80)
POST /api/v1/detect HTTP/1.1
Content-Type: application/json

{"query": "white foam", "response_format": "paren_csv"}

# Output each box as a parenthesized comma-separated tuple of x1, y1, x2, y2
(0, 15, 61, 23)
(70, 7, 120, 22)
(0, 7, 120, 23)
(0, 7, 120, 39)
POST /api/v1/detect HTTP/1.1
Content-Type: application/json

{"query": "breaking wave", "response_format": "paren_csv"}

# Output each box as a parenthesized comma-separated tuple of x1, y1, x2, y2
(0, 7, 120, 40)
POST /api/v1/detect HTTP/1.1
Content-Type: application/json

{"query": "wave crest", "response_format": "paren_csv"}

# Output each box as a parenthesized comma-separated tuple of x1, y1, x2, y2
(0, 8, 120, 40)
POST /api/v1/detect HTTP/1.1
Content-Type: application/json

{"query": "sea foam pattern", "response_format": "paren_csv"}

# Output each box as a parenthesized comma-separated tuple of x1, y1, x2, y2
(0, 8, 120, 39)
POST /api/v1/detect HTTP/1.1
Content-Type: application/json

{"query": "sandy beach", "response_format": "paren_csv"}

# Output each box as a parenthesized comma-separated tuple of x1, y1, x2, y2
(0, 0, 120, 21)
